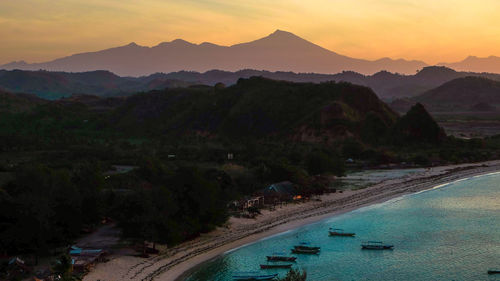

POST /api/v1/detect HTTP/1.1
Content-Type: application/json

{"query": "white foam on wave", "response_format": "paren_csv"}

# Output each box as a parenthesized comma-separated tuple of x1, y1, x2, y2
(413, 170, 500, 196)
(224, 171, 500, 255)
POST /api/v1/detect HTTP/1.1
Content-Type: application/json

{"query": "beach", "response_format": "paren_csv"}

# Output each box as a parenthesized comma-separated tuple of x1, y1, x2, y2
(83, 160, 500, 281)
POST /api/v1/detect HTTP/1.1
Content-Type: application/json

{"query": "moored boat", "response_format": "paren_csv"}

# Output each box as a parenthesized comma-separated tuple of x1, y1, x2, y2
(361, 241, 394, 250)
(291, 248, 320, 254)
(488, 270, 500, 274)
(260, 264, 293, 269)
(266, 255, 297, 262)
(293, 242, 321, 251)
(329, 228, 355, 237)
(232, 272, 278, 280)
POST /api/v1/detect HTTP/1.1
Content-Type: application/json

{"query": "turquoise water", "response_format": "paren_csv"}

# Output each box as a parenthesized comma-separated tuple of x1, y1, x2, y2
(185, 172, 500, 281)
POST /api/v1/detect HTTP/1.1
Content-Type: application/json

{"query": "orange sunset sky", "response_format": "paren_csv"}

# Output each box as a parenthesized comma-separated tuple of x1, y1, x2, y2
(1, 0, 500, 65)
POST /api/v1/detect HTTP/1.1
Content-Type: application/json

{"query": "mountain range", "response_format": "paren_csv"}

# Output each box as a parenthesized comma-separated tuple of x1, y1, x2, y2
(0, 69, 194, 100)
(5, 30, 500, 77)
(438, 56, 500, 73)
(156, 66, 500, 100)
(3, 66, 500, 101)
(1, 30, 428, 76)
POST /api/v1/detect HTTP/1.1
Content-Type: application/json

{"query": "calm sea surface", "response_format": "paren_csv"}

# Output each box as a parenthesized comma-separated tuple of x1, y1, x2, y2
(185, 172, 500, 281)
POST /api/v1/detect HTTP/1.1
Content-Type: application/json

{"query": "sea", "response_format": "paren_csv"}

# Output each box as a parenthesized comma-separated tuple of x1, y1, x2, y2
(185, 172, 500, 281)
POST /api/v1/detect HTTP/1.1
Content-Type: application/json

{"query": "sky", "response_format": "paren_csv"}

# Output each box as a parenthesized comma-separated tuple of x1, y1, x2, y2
(1, 0, 500, 65)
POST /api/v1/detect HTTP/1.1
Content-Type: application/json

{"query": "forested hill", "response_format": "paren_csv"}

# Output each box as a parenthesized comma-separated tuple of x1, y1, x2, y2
(0, 69, 194, 100)
(160, 66, 500, 101)
(391, 76, 500, 112)
(1, 76, 495, 259)
(0, 76, 453, 148)
(112, 77, 398, 142)
(4, 66, 500, 101)
(0, 89, 47, 113)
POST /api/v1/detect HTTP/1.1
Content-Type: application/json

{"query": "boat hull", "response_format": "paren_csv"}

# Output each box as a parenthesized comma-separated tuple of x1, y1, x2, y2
(329, 231, 355, 237)
(260, 264, 293, 269)
(291, 248, 320, 254)
(266, 256, 297, 262)
(293, 245, 321, 251)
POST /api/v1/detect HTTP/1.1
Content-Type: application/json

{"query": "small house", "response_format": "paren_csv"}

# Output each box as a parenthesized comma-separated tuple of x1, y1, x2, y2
(260, 181, 297, 204)
(69, 246, 107, 273)
(7, 257, 31, 277)
(229, 196, 264, 210)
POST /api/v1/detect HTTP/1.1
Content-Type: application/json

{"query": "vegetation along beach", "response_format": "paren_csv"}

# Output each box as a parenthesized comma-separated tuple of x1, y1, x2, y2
(2, 1, 500, 280)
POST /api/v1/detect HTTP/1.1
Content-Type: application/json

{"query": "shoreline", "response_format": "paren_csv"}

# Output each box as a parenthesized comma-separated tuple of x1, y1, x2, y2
(83, 160, 500, 281)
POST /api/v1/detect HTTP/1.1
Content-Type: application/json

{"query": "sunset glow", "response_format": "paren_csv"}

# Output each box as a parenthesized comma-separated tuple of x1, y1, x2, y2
(1, 0, 500, 65)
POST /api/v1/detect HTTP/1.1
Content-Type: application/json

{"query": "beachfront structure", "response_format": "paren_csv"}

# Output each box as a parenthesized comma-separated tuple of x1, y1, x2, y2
(6, 257, 31, 278)
(229, 196, 264, 210)
(260, 181, 297, 204)
(69, 246, 107, 273)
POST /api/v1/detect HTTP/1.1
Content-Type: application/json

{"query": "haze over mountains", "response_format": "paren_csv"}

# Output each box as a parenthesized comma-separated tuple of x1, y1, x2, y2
(2, 30, 429, 76)
(438, 56, 500, 73)
(3, 66, 500, 101)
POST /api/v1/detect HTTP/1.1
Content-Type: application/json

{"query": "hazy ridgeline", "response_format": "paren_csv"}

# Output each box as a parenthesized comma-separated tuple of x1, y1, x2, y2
(3, 66, 500, 101)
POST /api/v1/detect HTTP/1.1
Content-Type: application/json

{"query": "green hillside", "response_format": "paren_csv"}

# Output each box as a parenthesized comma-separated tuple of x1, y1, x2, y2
(113, 77, 398, 141)
(392, 76, 500, 112)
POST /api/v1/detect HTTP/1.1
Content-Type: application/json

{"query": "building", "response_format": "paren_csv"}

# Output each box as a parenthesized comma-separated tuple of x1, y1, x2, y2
(229, 196, 264, 210)
(69, 246, 107, 273)
(7, 257, 30, 275)
(260, 181, 298, 204)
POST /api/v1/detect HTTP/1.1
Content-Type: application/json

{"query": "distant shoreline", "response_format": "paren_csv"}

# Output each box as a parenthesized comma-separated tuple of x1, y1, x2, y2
(83, 160, 500, 281)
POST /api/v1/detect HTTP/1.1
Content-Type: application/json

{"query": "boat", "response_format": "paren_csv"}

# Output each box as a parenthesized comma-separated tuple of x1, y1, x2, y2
(329, 228, 355, 237)
(291, 248, 320, 254)
(266, 254, 297, 262)
(488, 270, 500, 274)
(293, 245, 320, 250)
(232, 272, 278, 280)
(361, 241, 394, 250)
(293, 242, 321, 251)
(260, 264, 293, 269)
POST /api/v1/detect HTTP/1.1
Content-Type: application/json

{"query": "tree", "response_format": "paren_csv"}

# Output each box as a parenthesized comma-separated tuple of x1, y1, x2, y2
(72, 162, 105, 225)
(342, 138, 364, 159)
(277, 269, 307, 281)
(361, 112, 389, 145)
(305, 151, 344, 176)
(115, 189, 155, 247)
(1, 165, 54, 257)
(52, 253, 79, 281)
(392, 103, 446, 145)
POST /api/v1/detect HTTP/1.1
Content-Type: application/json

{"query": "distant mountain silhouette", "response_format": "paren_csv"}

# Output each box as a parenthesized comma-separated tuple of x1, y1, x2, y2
(439, 56, 500, 73)
(5, 66, 500, 100)
(136, 66, 500, 100)
(1, 30, 427, 76)
(390, 76, 500, 112)
(0, 69, 194, 99)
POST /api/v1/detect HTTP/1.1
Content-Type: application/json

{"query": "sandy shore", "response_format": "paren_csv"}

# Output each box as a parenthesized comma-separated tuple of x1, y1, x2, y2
(83, 160, 500, 281)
